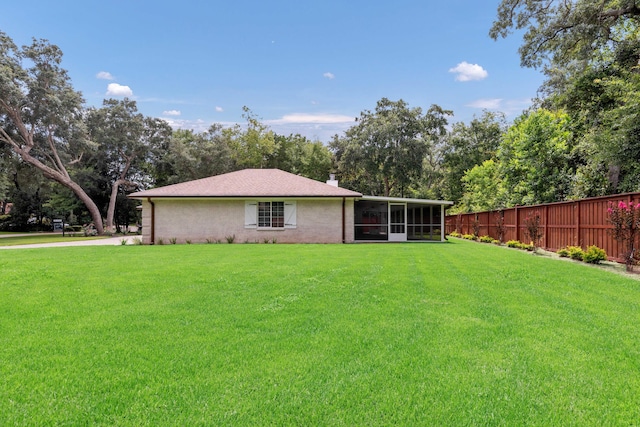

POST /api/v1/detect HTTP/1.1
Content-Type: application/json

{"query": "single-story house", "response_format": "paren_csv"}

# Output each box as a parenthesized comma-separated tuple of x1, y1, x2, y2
(128, 169, 453, 244)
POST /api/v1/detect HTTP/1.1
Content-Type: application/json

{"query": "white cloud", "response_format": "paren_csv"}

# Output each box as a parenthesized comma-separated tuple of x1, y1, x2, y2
(162, 110, 181, 116)
(323, 72, 335, 80)
(268, 113, 354, 125)
(215, 106, 224, 112)
(106, 83, 133, 97)
(96, 71, 114, 80)
(466, 98, 503, 109)
(449, 62, 488, 82)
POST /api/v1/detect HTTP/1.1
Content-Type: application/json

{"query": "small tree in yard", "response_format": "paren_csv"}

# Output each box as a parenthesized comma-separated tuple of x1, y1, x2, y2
(607, 201, 640, 272)
(495, 210, 506, 243)
(471, 216, 481, 237)
(524, 211, 544, 251)
(455, 213, 463, 234)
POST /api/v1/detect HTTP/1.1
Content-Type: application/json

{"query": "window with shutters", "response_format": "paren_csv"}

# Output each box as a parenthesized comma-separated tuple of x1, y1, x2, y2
(245, 201, 296, 229)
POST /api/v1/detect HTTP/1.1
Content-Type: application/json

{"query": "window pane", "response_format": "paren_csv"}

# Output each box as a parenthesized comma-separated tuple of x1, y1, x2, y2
(432, 207, 441, 225)
(354, 201, 388, 225)
(258, 202, 271, 227)
(391, 224, 405, 233)
(272, 202, 284, 228)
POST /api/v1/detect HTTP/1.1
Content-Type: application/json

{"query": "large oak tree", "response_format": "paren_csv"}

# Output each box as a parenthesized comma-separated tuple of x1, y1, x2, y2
(0, 32, 105, 234)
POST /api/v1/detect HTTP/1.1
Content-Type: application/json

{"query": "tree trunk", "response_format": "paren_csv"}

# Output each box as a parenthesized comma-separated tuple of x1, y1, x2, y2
(105, 179, 125, 232)
(68, 179, 105, 235)
(17, 150, 104, 235)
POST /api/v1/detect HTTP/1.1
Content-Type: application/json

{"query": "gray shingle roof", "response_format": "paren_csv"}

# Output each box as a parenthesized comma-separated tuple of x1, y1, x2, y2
(128, 169, 362, 198)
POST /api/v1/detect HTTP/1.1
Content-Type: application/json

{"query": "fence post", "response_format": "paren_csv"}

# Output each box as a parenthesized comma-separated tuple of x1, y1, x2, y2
(544, 205, 549, 250)
(575, 200, 580, 247)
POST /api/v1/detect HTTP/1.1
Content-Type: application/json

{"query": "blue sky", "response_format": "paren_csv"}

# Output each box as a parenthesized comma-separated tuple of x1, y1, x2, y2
(1, 0, 544, 143)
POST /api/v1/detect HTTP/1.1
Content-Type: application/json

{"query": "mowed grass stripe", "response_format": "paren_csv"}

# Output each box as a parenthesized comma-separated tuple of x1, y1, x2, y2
(1, 240, 639, 425)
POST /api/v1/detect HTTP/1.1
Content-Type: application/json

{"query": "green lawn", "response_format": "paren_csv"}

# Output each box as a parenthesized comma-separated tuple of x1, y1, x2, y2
(1, 240, 639, 425)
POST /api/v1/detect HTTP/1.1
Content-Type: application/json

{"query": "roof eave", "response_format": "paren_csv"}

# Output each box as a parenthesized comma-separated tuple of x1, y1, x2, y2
(128, 194, 362, 200)
(359, 195, 454, 205)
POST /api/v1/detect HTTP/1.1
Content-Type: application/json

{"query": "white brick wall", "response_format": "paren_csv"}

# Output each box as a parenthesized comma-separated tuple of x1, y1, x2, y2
(140, 198, 354, 244)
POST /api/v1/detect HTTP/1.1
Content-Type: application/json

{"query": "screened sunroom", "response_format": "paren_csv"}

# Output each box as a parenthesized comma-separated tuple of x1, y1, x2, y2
(353, 196, 453, 242)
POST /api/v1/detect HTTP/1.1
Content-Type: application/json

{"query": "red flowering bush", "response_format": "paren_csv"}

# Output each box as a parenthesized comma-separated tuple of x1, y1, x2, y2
(524, 211, 544, 250)
(607, 200, 640, 271)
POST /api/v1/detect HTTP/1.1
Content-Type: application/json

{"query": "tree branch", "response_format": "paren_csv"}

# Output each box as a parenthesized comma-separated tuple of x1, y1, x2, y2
(599, 4, 640, 19)
(68, 152, 83, 165)
(46, 125, 70, 179)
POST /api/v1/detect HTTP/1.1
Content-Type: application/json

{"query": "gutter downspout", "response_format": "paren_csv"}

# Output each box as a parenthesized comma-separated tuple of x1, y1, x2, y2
(342, 197, 346, 243)
(441, 204, 445, 242)
(147, 197, 155, 245)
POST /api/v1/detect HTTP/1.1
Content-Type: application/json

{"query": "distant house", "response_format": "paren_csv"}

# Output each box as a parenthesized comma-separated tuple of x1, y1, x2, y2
(128, 169, 452, 244)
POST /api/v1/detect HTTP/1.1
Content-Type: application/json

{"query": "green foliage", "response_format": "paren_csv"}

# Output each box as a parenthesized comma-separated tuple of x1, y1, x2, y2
(479, 235, 497, 244)
(440, 111, 506, 204)
(331, 98, 451, 197)
(152, 126, 236, 187)
(0, 31, 104, 234)
(267, 134, 332, 182)
(558, 245, 606, 264)
(85, 98, 173, 231)
(225, 234, 236, 244)
(557, 51, 640, 197)
(491, 1, 640, 201)
(490, 0, 640, 71)
(151, 123, 331, 189)
(226, 107, 276, 169)
(583, 245, 607, 264)
(506, 240, 520, 248)
(498, 109, 573, 206)
(462, 234, 477, 241)
(568, 246, 585, 261)
(455, 159, 504, 213)
(505, 240, 534, 251)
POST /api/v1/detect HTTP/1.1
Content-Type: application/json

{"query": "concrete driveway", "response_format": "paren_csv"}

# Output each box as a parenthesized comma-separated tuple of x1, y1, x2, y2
(0, 235, 138, 249)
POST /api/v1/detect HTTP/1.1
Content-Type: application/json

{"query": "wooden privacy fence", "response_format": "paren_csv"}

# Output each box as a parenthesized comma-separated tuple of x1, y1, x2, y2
(445, 192, 640, 263)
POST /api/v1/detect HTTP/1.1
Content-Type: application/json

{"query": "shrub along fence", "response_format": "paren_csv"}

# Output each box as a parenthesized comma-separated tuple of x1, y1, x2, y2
(445, 192, 640, 263)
